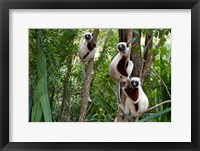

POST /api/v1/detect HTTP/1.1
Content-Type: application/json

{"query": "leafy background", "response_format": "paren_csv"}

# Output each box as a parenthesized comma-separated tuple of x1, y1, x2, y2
(29, 29, 171, 122)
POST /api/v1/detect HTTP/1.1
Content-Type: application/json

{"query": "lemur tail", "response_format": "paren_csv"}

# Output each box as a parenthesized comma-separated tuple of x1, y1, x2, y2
(117, 82, 121, 107)
(88, 96, 93, 102)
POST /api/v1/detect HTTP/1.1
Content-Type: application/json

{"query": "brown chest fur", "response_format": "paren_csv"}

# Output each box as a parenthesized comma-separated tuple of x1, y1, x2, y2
(87, 42, 96, 51)
(117, 55, 128, 77)
(83, 42, 96, 59)
(124, 87, 139, 102)
(124, 87, 139, 111)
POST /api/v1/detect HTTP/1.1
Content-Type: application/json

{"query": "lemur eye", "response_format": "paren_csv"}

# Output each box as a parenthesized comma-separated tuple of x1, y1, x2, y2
(121, 45, 125, 49)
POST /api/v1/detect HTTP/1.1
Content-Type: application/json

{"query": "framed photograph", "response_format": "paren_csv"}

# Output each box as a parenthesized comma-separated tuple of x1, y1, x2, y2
(0, 0, 199, 151)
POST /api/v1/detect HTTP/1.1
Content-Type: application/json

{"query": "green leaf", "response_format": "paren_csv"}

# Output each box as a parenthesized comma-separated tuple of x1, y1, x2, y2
(31, 29, 52, 122)
(106, 83, 117, 98)
(154, 96, 158, 112)
(142, 45, 146, 52)
(31, 101, 43, 122)
(40, 95, 52, 122)
(29, 95, 33, 121)
(131, 37, 137, 44)
(154, 96, 161, 122)
(92, 92, 114, 114)
(133, 29, 140, 35)
(139, 108, 171, 122)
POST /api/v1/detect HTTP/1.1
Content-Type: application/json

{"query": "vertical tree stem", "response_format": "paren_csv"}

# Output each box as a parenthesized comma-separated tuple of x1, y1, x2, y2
(79, 29, 99, 122)
(116, 29, 132, 122)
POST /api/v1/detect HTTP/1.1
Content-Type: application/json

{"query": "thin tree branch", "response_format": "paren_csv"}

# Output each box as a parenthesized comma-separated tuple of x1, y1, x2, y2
(78, 29, 99, 122)
(152, 29, 168, 58)
(147, 100, 171, 111)
(116, 29, 132, 122)
(85, 101, 94, 117)
(139, 29, 157, 82)
(102, 29, 112, 52)
(145, 29, 157, 50)
(147, 66, 171, 98)
(127, 29, 133, 60)
(141, 30, 168, 81)
(139, 61, 147, 80)
(139, 49, 143, 79)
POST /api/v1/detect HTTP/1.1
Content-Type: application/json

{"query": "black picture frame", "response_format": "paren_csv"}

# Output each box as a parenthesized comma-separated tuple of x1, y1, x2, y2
(0, 0, 200, 150)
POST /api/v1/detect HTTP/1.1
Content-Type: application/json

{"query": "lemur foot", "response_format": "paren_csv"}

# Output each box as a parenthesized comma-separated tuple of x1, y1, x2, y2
(126, 115, 134, 121)
(119, 112, 124, 117)
(118, 104, 126, 115)
(118, 104, 125, 110)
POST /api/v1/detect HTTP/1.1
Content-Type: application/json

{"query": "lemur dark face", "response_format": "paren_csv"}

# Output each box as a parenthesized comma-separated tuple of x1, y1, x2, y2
(117, 42, 129, 55)
(118, 44, 125, 52)
(84, 33, 93, 41)
(130, 77, 141, 88)
(131, 80, 139, 88)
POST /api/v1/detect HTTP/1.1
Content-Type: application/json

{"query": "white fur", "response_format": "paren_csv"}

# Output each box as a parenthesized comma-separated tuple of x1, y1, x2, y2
(78, 33, 96, 102)
(117, 42, 129, 55)
(109, 42, 133, 82)
(78, 39, 96, 62)
(121, 78, 149, 119)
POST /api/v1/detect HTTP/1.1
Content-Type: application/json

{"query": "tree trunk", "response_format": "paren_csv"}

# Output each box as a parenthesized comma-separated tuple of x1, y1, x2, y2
(131, 30, 142, 77)
(140, 33, 153, 83)
(116, 29, 168, 122)
(116, 29, 132, 122)
(79, 29, 99, 122)
(140, 29, 167, 83)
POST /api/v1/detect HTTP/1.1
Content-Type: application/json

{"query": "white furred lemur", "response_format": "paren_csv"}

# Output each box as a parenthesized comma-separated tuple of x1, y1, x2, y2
(109, 42, 134, 105)
(78, 32, 97, 77)
(78, 32, 97, 102)
(119, 77, 149, 121)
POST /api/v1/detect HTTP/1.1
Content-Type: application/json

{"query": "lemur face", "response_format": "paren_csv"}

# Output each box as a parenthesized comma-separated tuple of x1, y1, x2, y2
(84, 32, 93, 41)
(117, 42, 129, 55)
(130, 77, 141, 88)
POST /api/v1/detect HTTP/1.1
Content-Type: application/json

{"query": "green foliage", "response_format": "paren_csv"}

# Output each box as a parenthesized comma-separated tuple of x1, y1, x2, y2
(31, 30, 52, 122)
(142, 30, 171, 122)
(139, 108, 171, 122)
(29, 29, 171, 122)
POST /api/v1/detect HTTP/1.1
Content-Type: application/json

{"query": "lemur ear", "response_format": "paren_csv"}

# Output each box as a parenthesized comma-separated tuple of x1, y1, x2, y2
(126, 42, 130, 47)
(92, 33, 94, 36)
